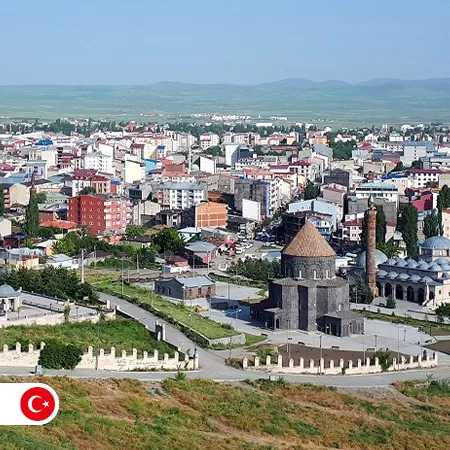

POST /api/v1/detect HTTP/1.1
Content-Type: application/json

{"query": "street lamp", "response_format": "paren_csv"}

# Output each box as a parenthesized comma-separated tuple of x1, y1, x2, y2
(397, 325, 401, 373)
(319, 335, 323, 374)
(286, 319, 291, 357)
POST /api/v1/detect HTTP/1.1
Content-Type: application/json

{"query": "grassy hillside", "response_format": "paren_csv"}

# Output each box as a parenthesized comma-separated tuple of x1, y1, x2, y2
(1, 78, 450, 124)
(0, 318, 174, 357)
(0, 377, 449, 449)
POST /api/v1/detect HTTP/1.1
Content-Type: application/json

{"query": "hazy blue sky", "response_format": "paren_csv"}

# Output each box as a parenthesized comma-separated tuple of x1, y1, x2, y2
(1, 0, 449, 85)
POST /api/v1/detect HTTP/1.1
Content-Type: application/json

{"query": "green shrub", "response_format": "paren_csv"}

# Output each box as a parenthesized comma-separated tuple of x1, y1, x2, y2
(38, 340, 83, 370)
(256, 345, 278, 361)
(386, 295, 396, 309)
(371, 349, 391, 371)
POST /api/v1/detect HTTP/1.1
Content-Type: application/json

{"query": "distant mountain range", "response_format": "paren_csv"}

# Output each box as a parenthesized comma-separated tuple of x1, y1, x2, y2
(1, 78, 450, 124)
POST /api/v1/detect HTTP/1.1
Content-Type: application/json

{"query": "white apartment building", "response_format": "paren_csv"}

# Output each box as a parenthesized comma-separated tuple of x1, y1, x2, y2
(354, 182, 399, 204)
(84, 152, 114, 175)
(199, 133, 220, 150)
(406, 169, 442, 188)
(159, 182, 206, 210)
(28, 147, 58, 168)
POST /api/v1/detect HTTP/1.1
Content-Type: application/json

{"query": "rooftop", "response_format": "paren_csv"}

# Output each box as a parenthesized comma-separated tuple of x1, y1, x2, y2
(174, 276, 214, 287)
(282, 221, 335, 258)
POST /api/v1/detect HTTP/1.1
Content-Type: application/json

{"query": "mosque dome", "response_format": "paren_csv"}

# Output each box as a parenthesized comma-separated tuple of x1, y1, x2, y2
(378, 270, 387, 278)
(417, 262, 430, 270)
(421, 276, 434, 283)
(0, 284, 18, 298)
(396, 259, 408, 267)
(355, 249, 388, 268)
(398, 273, 410, 280)
(410, 275, 421, 282)
(387, 272, 399, 279)
(442, 273, 450, 280)
(421, 236, 450, 250)
(386, 259, 397, 265)
(434, 258, 450, 265)
(429, 264, 441, 271)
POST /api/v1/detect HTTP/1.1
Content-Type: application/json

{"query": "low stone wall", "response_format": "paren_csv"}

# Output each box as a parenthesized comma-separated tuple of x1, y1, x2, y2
(210, 334, 247, 346)
(0, 342, 199, 371)
(0, 311, 115, 329)
(242, 352, 438, 375)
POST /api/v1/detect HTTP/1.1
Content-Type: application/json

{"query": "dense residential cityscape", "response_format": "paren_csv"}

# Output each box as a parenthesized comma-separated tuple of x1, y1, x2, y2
(1, 0, 450, 447)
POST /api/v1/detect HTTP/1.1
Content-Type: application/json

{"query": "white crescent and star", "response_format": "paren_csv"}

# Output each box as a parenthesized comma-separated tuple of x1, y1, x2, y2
(27, 395, 49, 413)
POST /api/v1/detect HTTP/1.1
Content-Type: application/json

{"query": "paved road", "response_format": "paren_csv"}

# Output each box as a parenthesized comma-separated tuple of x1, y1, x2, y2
(1, 291, 445, 387)
(93, 292, 450, 387)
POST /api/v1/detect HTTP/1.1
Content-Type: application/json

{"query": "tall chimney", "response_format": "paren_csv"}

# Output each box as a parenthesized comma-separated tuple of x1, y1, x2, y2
(366, 201, 378, 296)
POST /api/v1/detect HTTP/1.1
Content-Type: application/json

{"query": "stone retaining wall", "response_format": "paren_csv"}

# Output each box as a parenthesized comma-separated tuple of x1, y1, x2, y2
(0, 311, 115, 329)
(0, 342, 199, 371)
(242, 352, 438, 375)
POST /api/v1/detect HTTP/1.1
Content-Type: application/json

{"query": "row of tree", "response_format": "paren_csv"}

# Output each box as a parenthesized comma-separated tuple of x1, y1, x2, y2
(0, 267, 98, 304)
(228, 258, 280, 281)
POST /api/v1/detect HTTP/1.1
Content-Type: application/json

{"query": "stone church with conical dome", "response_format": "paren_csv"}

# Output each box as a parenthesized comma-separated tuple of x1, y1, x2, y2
(253, 221, 364, 336)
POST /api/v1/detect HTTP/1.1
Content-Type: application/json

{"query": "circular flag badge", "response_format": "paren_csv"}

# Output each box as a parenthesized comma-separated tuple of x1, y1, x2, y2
(20, 386, 57, 422)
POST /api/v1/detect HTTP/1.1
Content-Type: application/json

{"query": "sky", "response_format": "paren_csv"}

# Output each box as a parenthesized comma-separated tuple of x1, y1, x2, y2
(1, 0, 449, 85)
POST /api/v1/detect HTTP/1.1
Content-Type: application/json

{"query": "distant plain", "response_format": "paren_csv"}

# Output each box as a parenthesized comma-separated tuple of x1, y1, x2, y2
(1, 78, 450, 125)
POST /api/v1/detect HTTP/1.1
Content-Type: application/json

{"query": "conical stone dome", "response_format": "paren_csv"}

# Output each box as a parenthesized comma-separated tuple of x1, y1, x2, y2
(282, 221, 335, 258)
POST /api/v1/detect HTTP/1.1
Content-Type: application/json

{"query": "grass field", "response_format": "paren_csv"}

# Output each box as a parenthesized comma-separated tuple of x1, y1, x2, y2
(0, 318, 174, 358)
(362, 310, 450, 336)
(0, 377, 449, 449)
(96, 280, 240, 341)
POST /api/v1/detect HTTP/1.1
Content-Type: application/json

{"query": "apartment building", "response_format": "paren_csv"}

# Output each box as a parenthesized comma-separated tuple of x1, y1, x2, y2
(68, 194, 131, 235)
(158, 182, 207, 210)
(199, 133, 220, 150)
(354, 182, 399, 204)
(84, 151, 114, 175)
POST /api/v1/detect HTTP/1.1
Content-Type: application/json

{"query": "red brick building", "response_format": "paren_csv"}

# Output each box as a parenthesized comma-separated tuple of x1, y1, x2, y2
(68, 194, 131, 235)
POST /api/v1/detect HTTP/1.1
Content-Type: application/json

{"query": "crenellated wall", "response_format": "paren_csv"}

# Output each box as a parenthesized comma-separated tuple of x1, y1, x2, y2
(0, 342, 199, 371)
(242, 352, 438, 375)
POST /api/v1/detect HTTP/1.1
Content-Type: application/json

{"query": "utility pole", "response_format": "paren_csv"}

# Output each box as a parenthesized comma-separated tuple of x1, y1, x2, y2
(136, 253, 139, 276)
(121, 257, 124, 295)
(81, 249, 85, 283)
(397, 325, 400, 373)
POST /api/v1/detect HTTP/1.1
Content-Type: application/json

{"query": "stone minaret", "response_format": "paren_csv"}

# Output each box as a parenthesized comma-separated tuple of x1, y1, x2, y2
(366, 201, 378, 296)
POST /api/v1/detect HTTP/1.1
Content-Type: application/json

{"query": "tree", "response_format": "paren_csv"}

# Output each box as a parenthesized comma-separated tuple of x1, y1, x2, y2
(0, 187, 4, 216)
(350, 279, 374, 304)
(304, 182, 317, 200)
(360, 204, 386, 249)
(391, 162, 405, 172)
(410, 160, 421, 169)
(423, 210, 440, 239)
(23, 193, 40, 238)
(400, 204, 418, 258)
(126, 224, 145, 238)
(386, 295, 396, 309)
(228, 259, 280, 281)
(436, 303, 450, 319)
(38, 341, 83, 370)
(437, 185, 450, 235)
(376, 205, 386, 245)
(153, 228, 185, 254)
(376, 242, 400, 259)
(206, 146, 223, 157)
(34, 192, 47, 204)
(79, 186, 96, 195)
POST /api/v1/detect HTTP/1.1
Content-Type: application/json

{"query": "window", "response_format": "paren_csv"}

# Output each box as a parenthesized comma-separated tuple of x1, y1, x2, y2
(313, 270, 317, 279)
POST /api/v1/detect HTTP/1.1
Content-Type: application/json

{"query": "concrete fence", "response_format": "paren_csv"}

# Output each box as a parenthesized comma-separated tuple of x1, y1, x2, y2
(0, 342, 199, 372)
(242, 352, 438, 375)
